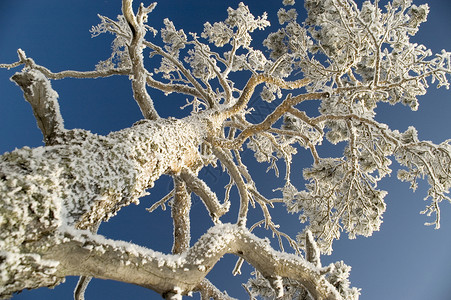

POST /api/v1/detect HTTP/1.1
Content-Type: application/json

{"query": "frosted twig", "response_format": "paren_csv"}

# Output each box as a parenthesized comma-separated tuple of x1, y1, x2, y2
(147, 190, 174, 212)
(195, 279, 237, 300)
(224, 73, 311, 117)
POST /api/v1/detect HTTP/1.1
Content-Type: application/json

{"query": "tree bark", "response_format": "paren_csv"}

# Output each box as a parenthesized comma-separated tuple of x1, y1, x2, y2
(0, 110, 206, 297)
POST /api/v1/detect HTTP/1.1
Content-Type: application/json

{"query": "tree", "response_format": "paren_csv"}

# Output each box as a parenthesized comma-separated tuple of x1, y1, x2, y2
(1, 0, 450, 299)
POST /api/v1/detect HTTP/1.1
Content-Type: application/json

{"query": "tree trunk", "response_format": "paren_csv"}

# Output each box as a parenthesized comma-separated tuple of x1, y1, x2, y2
(0, 114, 205, 297)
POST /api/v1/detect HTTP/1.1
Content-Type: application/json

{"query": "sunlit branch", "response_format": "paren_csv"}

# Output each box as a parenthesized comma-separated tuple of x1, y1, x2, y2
(224, 74, 311, 117)
(286, 106, 324, 136)
(122, 0, 159, 120)
(312, 113, 399, 145)
(195, 279, 237, 300)
(41, 224, 341, 299)
(146, 74, 203, 98)
(224, 39, 239, 77)
(0, 49, 131, 79)
(36, 66, 131, 80)
(232, 149, 253, 183)
(218, 91, 329, 149)
(74, 276, 91, 300)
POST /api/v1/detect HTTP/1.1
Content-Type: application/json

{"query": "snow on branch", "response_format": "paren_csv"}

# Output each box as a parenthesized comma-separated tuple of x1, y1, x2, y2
(121, 0, 159, 120)
(171, 176, 191, 254)
(393, 128, 451, 228)
(11, 69, 65, 145)
(179, 168, 229, 223)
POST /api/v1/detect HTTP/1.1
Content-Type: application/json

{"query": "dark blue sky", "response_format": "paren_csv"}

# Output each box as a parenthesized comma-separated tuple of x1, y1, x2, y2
(1, 1, 451, 299)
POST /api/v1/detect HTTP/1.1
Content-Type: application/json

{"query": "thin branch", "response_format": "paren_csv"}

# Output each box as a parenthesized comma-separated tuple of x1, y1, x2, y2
(179, 168, 229, 223)
(146, 74, 203, 98)
(144, 40, 215, 108)
(147, 190, 174, 212)
(33, 66, 131, 80)
(195, 279, 237, 300)
(6, 48, 130, 81)
(286, 107, 324, 136)
(74, 276, 92, 300)
(212, 148, 249, 227)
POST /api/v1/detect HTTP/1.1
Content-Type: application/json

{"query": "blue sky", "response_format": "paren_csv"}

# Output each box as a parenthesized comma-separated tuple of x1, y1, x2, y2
(1, 0, 451, 299)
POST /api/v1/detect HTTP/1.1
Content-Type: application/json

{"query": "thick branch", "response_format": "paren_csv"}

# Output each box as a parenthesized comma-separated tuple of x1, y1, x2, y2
(11, 69, 65, 145)
(21, 224, 341, 299)
(172, 176, 191, 254)
(0, 116, 206, 237)
(224, 74, 311, 117)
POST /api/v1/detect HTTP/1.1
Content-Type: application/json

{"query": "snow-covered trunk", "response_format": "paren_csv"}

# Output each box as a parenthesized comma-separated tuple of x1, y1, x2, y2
(0, 116, 205, 297)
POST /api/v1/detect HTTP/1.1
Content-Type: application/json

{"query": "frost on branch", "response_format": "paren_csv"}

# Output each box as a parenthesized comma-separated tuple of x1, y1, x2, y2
(283, 0, 295, 6)
(90, 14, 133, 71)
(393, 127, 451, 228)
(222, 2, 270, 48)
(326, 261, 360, 300)
(254, 0, 451, 253)
(284, 157, 388, 254)
(263, 0, 450, 106)
(11, 69, 65, 145)
(245, 260, 359, 300)
(161, 18, 187, 55)
(0, 116, 207, 296)
(277, 8, 298, 25)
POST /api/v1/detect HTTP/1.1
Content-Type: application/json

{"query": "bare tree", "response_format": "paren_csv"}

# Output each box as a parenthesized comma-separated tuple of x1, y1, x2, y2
(1, 0, 450, 299)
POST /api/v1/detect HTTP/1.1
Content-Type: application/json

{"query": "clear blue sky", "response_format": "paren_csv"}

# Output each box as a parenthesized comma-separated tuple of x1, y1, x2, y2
(1, 1, 451, 299)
